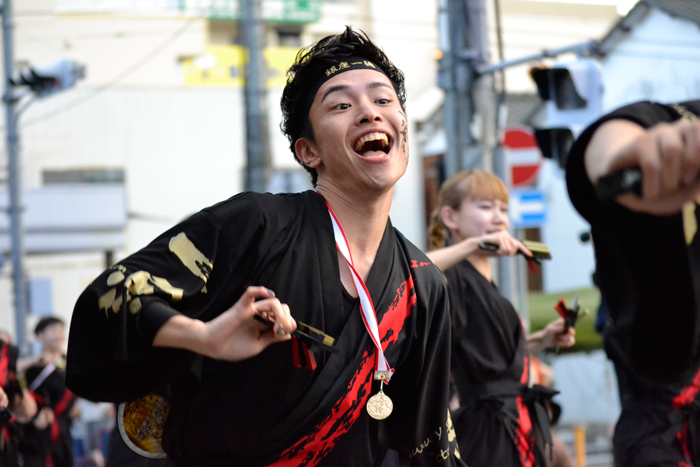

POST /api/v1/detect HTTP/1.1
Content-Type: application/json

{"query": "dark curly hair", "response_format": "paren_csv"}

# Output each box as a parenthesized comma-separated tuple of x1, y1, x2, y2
(280, 26, 407, 186)
(34, 316, 64, 336)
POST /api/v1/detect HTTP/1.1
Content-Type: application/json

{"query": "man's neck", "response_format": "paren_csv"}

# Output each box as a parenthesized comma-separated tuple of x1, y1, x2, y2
(318, 184, 393, 284)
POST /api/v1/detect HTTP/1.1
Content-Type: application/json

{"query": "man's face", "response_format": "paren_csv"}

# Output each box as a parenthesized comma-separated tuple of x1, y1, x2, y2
(301, 69, 409, 196)
(37, 323, 65, 353)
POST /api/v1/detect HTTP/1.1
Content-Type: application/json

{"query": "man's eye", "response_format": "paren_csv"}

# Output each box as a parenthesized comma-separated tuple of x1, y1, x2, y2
(377, 99, 389, 104)
(337, 103, 350, 110)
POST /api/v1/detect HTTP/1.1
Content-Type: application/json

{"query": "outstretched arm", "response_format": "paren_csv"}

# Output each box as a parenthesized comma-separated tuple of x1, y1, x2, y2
(584, 117, 700, 214)
(427, 231, 531, 272)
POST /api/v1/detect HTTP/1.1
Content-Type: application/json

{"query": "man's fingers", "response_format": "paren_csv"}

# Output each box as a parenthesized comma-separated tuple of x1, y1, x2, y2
(253, 299, 296, 337)
(681, 121, 700, 185)
(240, 286, 277, 308)
(658, 126, 685, 192)
(635, 136, 662, 199)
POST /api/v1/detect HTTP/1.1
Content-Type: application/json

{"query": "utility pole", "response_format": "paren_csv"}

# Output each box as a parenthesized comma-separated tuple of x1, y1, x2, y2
(2, 0, 28, 353)
(438, 0, 479, 178)
(240, 0, 272, 193)
(439, 0, 514, 300)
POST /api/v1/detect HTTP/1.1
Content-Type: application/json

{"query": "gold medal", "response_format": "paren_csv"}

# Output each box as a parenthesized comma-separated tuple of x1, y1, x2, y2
(366, 387, 393, 420)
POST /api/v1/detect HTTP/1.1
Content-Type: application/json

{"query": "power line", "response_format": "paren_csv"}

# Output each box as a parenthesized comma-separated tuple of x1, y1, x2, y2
(17, 27, 203, 43)
(20, 14, 202, 128)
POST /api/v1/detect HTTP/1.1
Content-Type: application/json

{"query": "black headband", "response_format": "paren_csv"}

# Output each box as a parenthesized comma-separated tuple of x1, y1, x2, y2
(298, 57, 389, 133)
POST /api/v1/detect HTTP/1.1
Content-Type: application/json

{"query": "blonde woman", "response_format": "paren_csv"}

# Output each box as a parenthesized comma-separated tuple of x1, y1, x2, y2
(427, 170, 574, 467)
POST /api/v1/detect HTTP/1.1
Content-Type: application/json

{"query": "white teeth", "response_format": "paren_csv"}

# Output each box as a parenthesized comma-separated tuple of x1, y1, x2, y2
(354, 132, 389, 153)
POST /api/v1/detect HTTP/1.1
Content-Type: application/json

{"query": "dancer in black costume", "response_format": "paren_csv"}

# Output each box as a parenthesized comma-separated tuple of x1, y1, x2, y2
(67, 27, 464, 467)
(427, 170, 575, 467)
(566, 100, 700, 467)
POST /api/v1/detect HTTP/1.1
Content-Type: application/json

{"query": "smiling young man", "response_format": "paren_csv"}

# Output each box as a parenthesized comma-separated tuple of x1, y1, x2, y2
(66, 27, 463, 466)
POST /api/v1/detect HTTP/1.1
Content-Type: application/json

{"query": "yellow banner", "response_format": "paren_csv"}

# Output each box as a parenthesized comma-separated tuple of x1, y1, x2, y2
(182, 45, 299, 88)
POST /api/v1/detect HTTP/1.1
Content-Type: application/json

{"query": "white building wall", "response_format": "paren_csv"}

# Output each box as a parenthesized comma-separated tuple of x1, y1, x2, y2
(490, 0, 619, 93)
(538, 7, 700, 293)
(602, 8, 700, 110)
(539, 161, 595, 292)
(0, 0, 439, 343)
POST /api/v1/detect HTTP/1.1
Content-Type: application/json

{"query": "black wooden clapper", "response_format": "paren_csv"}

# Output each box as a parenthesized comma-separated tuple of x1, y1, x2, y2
(595, 167, 643, 200)
(254, 313, 340, 371)
(478, 240, 552, 273)
(554, 295, 580, 332)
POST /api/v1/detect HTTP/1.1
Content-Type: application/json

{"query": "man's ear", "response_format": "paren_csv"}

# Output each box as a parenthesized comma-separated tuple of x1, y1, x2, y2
(295, 138, 321, 169)
(440, 206, 459, 230)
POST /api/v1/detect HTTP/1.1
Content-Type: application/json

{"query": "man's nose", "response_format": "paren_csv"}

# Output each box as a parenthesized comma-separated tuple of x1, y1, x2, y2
(357, 99, 382, 124)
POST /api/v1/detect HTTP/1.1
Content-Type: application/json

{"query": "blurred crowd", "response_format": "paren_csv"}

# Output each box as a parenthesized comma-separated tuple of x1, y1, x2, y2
(0, 317, 113, 467)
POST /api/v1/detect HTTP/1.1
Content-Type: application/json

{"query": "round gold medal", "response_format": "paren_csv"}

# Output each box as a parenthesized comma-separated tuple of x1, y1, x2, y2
(366, 390, 393, 420)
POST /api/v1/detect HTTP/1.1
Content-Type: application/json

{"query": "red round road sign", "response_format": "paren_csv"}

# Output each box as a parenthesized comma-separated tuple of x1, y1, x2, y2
(504, 127, 542, 187)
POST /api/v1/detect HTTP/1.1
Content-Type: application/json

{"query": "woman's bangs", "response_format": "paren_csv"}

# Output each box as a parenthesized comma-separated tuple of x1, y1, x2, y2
(464, 172, 509, 204)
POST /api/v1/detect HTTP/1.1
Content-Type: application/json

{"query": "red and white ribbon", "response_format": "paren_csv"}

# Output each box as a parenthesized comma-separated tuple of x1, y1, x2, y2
(327, 202, 393, 380)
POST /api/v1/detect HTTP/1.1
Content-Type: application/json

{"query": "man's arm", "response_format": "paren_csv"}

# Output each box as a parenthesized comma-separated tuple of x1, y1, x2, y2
(584, 116, 700, 214)
(153, 286, 296, 361)
(67, 196, 293, 401)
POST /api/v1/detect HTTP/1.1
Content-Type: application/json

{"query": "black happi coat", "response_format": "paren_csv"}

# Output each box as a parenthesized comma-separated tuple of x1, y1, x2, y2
(0, 341, 22, 467)
(21, 359, 76, 467)
(446, 260, 550, 467)
(66, 190, 463, 467)
(566, 100, 700, 467)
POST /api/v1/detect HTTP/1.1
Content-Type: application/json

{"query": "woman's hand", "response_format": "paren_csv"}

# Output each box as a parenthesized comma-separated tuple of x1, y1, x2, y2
(154, 286, 297, 363)
(0, 387, 8, 408)
(542, 318, 576, 349)
(474, 230, 532, 258)
(13, 390, 38, 423)
(527, 318, 576, 354)
(33, 407, 55, 430)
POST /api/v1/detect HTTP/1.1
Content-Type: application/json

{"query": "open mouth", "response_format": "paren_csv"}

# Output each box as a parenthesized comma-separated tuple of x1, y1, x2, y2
(353, 132, 390, 158)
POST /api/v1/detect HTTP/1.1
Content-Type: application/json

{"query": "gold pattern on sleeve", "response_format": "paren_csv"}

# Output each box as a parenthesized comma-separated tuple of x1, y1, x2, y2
(683, 200, 699, 246)
(149, 276, 184, 301)
(168, 232, 213, 284)
(446, 410, 461, 458)
(446, 410, 456, 443)
(129, 298, 142, 315)
(98, 288, 123, 317)
(670, 104, 698, 246)
(125, 271, 155, 296)
(98, 270, 185, 317)
(107, 271, 125, 286)
(124, 271, 184, 303)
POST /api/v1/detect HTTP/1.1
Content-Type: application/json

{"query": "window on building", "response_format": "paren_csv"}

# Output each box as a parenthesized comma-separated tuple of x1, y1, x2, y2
(43, 169, 125, 185)
(277, 27, 301, 47)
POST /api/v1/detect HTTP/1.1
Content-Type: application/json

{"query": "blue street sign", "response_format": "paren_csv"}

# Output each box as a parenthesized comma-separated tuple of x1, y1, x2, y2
(510, 188, 547, 228)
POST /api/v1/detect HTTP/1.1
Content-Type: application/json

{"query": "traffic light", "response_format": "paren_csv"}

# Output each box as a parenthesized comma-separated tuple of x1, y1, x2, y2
(10, 59, 85, 97)
(530, 58, 602, 168)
